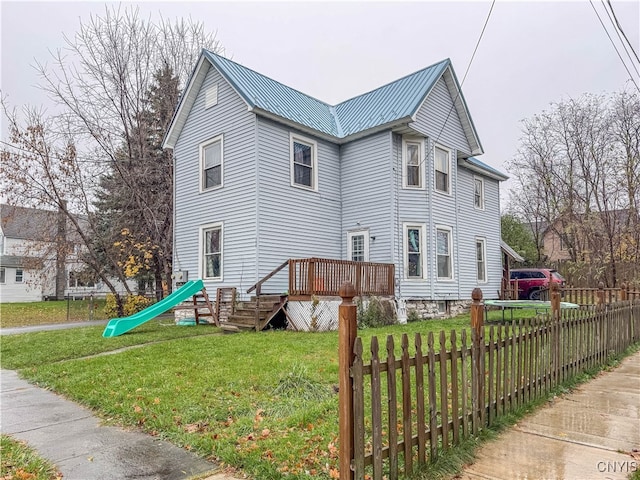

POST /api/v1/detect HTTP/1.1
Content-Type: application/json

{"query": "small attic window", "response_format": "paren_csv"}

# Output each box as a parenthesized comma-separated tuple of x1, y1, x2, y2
(205, 84, 218, 109)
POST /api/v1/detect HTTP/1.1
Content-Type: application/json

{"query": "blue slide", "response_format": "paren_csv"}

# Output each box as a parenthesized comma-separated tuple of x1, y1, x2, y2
(102, 280, 206, 337)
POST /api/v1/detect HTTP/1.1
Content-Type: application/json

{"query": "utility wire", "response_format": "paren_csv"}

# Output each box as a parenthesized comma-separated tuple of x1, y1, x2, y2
(404, 0, 495, 181)
(589, 0, 640, 92)
(606, 0, 640, 64)
(600, 0, 639, 76)
(432, 0, 496, 150)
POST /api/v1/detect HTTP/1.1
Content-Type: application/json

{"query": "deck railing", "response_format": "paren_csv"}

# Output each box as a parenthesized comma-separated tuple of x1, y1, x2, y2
(288, 258, 395, 297)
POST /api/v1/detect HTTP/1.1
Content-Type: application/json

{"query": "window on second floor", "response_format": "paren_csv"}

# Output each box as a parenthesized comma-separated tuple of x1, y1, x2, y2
(402, 137, 424, 189)
(200, 135, 223, 191)
(474, 177, 484, 209)
(435, 146, 451, 194)
(290, 134, 318, 191)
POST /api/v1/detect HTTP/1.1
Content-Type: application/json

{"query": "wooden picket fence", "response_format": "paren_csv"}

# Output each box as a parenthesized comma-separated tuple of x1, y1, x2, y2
(337, 285, 640, 480)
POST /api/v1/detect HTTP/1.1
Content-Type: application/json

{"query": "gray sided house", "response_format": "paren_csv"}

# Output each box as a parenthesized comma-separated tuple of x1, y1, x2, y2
(164, 51, 508, 330)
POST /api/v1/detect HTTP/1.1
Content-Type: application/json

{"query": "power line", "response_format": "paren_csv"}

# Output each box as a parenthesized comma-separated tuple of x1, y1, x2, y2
(589, 0, 640, 92)
(606, 0, 640, 64)
(600, 0, 639, 76)
(406, 0, 495, 179)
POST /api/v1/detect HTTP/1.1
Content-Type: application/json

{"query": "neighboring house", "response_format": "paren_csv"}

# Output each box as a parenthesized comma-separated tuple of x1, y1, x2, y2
(0, 204, 133, 303)
(163, 51, 508, 329)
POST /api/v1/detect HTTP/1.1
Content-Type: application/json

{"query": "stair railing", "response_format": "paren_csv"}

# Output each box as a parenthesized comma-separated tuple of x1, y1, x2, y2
(247, 259, 290, 331)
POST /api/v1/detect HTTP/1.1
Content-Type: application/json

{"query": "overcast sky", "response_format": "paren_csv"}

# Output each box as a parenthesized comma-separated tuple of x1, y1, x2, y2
(1, 0, 639, 207)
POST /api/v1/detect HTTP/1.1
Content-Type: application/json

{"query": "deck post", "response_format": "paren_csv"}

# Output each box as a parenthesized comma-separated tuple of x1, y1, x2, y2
(470, 288, 485, 431)
(339, 281, 357, 480)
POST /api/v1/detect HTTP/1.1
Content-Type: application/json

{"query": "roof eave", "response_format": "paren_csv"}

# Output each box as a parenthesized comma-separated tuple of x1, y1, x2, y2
(253, 108, 413, 144)
(459, 158, 509, 181)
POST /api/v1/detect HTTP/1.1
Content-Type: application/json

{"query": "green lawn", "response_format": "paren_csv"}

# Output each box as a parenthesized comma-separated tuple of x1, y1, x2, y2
(0, 299, 109, 328)
(2, 316, 479, 480)
(0, 434, 62, 480)
(0, 305, 545, 480)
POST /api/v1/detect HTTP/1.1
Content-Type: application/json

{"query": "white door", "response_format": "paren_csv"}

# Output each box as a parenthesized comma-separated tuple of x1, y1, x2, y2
(347, 230, 370, 262)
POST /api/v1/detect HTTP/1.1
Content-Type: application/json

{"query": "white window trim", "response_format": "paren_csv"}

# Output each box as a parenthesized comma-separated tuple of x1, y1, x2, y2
(474, 176, 485, 210)
(476, 237, 487, 284)
(435, 225, 454, 281)
(402, 136, 425, 190)
(199, 222, 223, 281)
(347, 229, 370, 262)
(403, 222, 427, 280)
(199, 134, 224, 193)
(15, 268, 24, 283)
(290, 133, 318, 192)
(0, 267, 5, 284)
(434, 144, 452, 196)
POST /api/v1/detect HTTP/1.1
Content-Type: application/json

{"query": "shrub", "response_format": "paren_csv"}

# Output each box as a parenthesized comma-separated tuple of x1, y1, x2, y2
(407, 308, 423, 323)
(357, 296, 397, 329)
(104, 294, 152, 317)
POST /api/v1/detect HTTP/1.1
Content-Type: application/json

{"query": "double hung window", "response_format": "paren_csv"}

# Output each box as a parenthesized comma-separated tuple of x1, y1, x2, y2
(435, 146, 450, 194)
(200, 136, 223, 191)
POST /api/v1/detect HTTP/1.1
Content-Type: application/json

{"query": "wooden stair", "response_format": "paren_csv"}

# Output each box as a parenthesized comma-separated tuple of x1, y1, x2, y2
(221, 294, 287, 333)
(173, 289, 218, 326)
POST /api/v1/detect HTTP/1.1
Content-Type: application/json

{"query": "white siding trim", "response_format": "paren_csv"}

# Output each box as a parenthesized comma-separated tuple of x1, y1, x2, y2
(473, 176, 485, 211)
(198, 222, 224, 281)
(199, 134, 224, 193)
(289, 132, 319, 192)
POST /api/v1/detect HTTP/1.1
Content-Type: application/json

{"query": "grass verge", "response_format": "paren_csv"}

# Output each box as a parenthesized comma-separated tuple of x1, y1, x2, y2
(1, 317, 470, 480)
(0, 434, 62, 480)
(0, 299, 108, 328)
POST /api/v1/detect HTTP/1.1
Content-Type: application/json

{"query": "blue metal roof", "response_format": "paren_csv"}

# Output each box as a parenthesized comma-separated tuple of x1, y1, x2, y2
(205, 51, 338, 136)
(335, 59, 449, 136)
(204, 51, 450, 139)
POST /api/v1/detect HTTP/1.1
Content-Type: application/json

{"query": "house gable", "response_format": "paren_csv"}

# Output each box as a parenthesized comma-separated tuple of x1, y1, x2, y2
(164, 51, 483, 156)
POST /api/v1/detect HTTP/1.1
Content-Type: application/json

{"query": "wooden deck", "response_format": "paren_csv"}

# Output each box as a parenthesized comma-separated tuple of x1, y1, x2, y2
(288, 257, 395, 298)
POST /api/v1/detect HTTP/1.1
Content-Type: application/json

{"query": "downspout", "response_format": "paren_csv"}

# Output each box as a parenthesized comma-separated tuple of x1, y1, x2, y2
(393, 132, 402, 297)
(454, 150, 461, 300)
(427, 138, 434, 300)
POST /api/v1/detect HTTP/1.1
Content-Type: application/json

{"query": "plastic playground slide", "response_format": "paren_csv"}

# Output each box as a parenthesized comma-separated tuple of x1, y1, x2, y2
(102, 279, 206, 337)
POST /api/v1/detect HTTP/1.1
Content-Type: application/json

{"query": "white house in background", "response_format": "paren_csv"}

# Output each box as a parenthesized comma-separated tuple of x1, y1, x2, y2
(0, 204, 133, 303)
(163, 51, 509, 330)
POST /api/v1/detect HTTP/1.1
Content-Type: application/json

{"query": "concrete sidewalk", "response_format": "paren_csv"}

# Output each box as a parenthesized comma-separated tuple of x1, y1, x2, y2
(458, 351, 640, 480)
(0, 369, 234, 480)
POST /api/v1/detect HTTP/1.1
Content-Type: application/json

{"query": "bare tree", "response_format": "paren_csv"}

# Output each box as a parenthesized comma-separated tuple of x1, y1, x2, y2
(1, 103, 134, 312)
(1, 6, 223, 308)
(506, 90, 640, 286)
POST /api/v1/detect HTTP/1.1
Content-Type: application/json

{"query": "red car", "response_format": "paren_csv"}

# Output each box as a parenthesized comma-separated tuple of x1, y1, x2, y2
(509, 268, 566, 300)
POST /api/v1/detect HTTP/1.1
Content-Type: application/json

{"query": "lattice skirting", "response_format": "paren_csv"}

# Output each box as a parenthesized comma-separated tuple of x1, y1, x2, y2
(286, 298, 341, 331)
